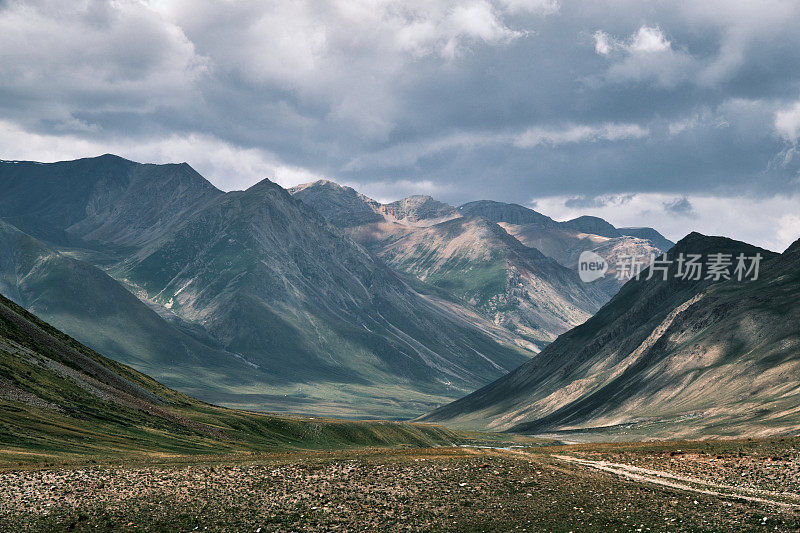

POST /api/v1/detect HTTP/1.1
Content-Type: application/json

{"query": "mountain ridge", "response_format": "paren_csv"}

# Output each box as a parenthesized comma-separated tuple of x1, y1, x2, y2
(420, 232, 798, 440)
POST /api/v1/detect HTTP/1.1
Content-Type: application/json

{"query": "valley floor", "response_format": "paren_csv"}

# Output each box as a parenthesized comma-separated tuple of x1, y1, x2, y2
(1, 439, 799, 532)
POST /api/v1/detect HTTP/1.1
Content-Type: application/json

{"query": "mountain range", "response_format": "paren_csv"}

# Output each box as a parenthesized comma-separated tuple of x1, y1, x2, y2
(290, 180, 672, 346)
(0, 156, 538, 419)
(0, 154, 674, 420)
(421, 232, 800, 440)
(2, 154, 797, 442)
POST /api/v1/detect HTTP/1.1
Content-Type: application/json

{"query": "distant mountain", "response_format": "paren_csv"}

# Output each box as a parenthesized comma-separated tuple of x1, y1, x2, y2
(291, 182, 608, 346)
(618, 227, 676, 252)
(380, 195, 460, 226)
(0, 291, 460, 461)
(421, 233, 800, 440)
(462, 200, 674, 296)
(288, 180, 384, 228)
(559, 215, 620, 238)
(459, 200, 558, 228)
(378, 216, 608, 346)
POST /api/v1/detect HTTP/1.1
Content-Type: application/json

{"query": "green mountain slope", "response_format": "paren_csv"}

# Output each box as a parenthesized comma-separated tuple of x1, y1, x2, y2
(0, 291, 461, 465)
(421, 233, 800, 440)
(378, 216, 608, 347)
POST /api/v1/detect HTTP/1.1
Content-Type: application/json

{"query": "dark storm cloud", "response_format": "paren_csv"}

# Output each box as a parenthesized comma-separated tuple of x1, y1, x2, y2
(1, 0, 800, 246)
(663, 197, 695, 216)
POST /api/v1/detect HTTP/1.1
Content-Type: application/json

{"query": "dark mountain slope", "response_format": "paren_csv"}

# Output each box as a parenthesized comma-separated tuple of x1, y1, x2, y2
(0, 155, 222, 249)
(559, 215, 620, 238)
(421, 233, 797, 440)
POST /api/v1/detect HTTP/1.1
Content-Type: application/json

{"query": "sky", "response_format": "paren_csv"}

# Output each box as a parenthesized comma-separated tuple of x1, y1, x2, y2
(1, 0, 800, 250)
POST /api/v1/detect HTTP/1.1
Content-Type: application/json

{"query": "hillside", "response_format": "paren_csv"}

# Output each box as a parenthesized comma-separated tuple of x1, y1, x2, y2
(0, 291, 461, 465)
(0, 219, 256, 387)
(378, 216, 608, 346)
(421, 233, 800, 440)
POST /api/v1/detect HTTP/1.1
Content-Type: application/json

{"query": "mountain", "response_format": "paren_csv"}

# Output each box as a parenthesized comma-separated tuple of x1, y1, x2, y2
(288, 180, 384, 228)
(378, 216, 608, 347)
(0, 291, 460, 463)
(459, 200, 558, 228)
(110, 177, 531, 418)
(379, 195, 460, 226)
(0, 154, 221, 250)
(462, 201, 674, 296)
(618, 227, 676, 252)
(0, 218, 268, 401)
(291, 183, 608, 346)
(0, 156, 532, 419)
(420, 233, 800, 440)
(559, 215, 620, 238)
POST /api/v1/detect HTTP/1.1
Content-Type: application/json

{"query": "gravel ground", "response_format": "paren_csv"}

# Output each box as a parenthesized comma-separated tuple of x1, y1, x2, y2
(1, 447, 799, 532)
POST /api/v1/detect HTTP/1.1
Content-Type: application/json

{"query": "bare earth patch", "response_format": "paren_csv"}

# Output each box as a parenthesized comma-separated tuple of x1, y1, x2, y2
(1, 446, 799, 531)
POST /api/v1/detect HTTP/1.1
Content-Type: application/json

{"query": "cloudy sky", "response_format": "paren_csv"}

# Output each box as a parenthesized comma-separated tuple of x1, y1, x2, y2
(2, 0, 800, 250)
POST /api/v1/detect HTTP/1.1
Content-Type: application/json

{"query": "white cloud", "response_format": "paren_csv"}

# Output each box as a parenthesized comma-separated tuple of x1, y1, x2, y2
(514, 122, 648, 147)
(775, 101, 800, 143)
(0, 119, 319, 191)
(349, 179, 456, 204)
(628, 26, 671, 53)
(592, 25, 670, 56)
(592, 25, 693, 88)
(497, 0, 560, 15)
(532, 192, 800, 252)
(593, 30, 613, 55)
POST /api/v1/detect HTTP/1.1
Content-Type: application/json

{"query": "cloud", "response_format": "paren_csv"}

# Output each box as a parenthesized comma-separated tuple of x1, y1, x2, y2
(775, 101, 800, 143)
(2, 0, 800, 248)
(593, 25, 694, 88)
(533, 192, 800, 251)
(0, 119, 319, 191)
(514, 123, 649, 147)
(593, 25, 671, 56)
(663, 197, 695, 216)
(564, 194, 634, 209)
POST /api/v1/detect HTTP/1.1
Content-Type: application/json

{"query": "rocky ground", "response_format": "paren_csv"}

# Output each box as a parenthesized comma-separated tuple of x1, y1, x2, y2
(1, 443, 799, 532)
